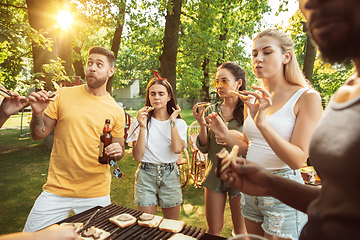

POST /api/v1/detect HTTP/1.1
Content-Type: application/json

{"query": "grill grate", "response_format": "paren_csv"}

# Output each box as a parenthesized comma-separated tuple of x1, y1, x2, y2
(58, 204, 206, 240)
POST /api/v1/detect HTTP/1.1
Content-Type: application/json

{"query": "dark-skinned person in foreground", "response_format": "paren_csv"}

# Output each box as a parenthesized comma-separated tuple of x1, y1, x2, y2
(216, 0, 360, 239)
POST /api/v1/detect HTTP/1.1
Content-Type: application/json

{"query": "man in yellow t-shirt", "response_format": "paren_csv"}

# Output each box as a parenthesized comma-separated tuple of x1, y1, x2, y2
(23, 46, 125, 232)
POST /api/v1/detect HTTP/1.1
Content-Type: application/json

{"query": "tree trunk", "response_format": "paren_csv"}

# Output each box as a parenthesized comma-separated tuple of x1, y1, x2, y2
(159, 0, 183, 99)
(58, 32, 73, 76)
(73, 46, 85, 80)
(201, 57, 210, 102)
(107, 0, 126, 95)
(303, 33, 317, 84)
(26, 0, 57, 150)
(26, 0, 57, 91)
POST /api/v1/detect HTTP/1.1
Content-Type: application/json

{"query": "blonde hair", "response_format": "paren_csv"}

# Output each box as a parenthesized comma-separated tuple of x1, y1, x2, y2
(253, 28, 311, 88)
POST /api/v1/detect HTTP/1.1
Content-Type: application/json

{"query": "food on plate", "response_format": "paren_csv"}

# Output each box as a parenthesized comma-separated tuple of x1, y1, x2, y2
(138, 213, 163, 228)
(109, 213, 137, 228)
(145, 106, 154, 113)
(216, 145, 239, 177)
(229, 90, 253, 100)
(159, 219, 185, 233)
(168, 233, 197, 240)
(79, 226, 110, 240)
(60, 222, 83, 232)
(197, 102, 211, 107)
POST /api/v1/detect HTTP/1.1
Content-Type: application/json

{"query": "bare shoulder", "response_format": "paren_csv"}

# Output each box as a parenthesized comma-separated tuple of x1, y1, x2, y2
(299, 89, 322, 106)
(295, 89, 322, 115)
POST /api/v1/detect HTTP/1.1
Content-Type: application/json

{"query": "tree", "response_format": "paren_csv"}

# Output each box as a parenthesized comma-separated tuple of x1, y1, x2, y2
(159, 0, 182, 98)
(26, 0, 57, 91)
(177, 0, 271, 102)
(107, 0, 127, 94)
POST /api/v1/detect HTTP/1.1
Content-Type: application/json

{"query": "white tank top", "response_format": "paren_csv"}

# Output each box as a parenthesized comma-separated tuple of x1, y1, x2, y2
(244, 88, 308, 170)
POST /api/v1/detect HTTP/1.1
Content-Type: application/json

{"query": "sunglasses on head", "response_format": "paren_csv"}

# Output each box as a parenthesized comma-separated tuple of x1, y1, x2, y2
(108, 159, 125, 179)
(212, 78, 230, 88)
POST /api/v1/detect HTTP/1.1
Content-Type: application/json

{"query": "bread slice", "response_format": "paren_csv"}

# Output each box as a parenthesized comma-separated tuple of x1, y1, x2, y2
(168, 233, 196, 240)
(79, 227, 110, 240)
(109, 213, 137, 228)
(159, 219, 185, 233)
(138, 215, 164, 228)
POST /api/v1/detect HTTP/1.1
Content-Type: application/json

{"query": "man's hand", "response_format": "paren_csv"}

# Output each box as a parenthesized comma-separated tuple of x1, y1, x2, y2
(28, 90, 54, 116)
(34, 224, 81, 240)
(105, 141, 123, 160)
(220, 157, 273, 197)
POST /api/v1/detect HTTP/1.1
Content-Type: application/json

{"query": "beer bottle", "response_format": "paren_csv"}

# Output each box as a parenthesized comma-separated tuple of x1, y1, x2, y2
(98, 119, 115, 164)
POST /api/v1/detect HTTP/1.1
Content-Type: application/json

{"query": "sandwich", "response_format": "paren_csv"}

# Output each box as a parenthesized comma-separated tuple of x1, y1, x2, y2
(229, 90, 253, 100)
(197, 102, 211, 107)
(109, 213, 137, 228)
(137, 213, 164, 228)
(216, 145, 239, 177)
(145, 106, 155, 113)
(78, 226, 110, 240)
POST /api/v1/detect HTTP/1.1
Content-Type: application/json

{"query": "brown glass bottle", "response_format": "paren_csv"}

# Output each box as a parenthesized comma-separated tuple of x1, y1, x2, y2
(98, 119, 114, 164)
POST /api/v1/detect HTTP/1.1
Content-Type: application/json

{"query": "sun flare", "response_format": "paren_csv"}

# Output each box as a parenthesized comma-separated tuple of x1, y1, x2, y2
(57, 11, 73, 29)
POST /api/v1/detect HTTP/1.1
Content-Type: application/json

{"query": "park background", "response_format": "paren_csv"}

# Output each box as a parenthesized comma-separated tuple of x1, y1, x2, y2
(0, 0, 355, 238)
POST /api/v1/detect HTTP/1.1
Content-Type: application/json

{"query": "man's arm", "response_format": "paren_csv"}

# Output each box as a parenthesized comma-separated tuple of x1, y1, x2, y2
(30, 113, 56, 141)
(222, 158, 321, 213)
(28, 90, 57, 141)
(269, 173, 320, 213)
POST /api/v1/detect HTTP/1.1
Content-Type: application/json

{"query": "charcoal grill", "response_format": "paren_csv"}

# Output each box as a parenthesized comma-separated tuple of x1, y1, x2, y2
(57, 204, 226, 240)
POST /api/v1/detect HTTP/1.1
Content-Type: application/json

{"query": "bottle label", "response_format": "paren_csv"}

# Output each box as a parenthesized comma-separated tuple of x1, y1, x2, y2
(99, 142, 104, 157)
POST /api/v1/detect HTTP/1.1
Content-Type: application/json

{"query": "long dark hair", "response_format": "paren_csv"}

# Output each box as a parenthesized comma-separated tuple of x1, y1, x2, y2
(217, 62, 246, 126)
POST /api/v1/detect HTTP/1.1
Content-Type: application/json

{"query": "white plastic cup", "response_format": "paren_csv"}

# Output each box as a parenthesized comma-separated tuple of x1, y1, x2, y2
(228, 234, 268, 240)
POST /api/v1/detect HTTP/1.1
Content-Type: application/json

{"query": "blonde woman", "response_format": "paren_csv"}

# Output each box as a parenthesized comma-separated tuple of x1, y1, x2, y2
(206, 29, 322, 240)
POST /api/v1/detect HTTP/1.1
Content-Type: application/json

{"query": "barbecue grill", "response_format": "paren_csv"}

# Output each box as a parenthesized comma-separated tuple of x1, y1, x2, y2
(57, 204, 226, 240)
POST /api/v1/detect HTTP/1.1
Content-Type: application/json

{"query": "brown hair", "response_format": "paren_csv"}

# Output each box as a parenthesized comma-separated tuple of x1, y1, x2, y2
(88, 46, 116, 67)
(216, 62, 246, 126)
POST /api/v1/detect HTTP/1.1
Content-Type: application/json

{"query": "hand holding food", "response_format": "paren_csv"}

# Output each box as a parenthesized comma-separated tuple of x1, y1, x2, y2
(28, 90, 57, 116)
(216, 145, 239, 177)
(144, 106, 154, 113)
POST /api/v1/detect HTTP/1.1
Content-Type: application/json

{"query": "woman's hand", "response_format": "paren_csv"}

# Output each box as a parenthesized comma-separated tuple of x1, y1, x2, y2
(242, 86, 272, 128)
(203, 112, 229, 139)
(136, 107, 149, 128)
(192, 103, 207, 127)
(170, 105, 181, 121)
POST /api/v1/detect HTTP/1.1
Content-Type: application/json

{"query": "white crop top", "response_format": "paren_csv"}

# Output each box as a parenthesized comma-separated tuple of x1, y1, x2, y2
(244, 88, 308, 170)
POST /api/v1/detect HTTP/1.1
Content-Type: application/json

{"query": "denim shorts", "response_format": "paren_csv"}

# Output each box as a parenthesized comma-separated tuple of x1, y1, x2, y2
(213, 180, 242, 197)
(241, 168, 308, 240)
(134, 161, 182, 208)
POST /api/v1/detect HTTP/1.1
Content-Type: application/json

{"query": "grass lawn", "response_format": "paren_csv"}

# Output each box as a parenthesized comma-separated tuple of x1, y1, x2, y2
(0, 110, 235, 238)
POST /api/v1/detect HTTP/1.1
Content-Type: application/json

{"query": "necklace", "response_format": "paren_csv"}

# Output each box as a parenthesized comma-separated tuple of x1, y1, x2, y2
(220, 104, 235, 117)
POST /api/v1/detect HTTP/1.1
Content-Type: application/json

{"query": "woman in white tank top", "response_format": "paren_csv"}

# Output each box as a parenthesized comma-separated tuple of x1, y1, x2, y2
(206, 29, 322, 240)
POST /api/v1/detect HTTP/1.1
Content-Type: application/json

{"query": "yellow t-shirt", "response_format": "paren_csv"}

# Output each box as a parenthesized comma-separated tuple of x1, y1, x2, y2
(43, 85, 125, 198)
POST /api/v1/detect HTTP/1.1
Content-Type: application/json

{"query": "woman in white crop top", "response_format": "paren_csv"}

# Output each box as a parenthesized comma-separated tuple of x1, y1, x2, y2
(207, 29, 322, 240)
(126, 71, 188, 220)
